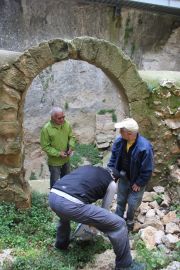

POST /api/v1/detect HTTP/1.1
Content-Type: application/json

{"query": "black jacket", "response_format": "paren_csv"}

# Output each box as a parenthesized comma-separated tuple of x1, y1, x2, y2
(53, 165, 112, 204)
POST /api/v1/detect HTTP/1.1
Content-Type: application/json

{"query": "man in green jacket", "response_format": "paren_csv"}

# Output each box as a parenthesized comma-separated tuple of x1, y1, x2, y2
(40, 107, 76, 188)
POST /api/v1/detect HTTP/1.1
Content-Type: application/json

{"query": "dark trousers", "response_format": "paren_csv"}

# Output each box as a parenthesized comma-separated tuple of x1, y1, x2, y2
(116, 177, 146, 224)
(48, 163, 70, 189)
(49, 192, 132, 269)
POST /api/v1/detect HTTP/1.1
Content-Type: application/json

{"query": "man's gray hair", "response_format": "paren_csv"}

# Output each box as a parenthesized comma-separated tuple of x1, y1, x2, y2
(50, 107, 63, 117)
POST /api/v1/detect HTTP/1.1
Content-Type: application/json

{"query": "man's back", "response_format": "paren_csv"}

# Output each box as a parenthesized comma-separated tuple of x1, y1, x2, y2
(53, 165, 112, 204)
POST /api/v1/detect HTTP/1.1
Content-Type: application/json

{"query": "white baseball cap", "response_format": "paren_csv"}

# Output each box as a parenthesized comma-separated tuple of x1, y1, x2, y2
(114, 118, 139, 132)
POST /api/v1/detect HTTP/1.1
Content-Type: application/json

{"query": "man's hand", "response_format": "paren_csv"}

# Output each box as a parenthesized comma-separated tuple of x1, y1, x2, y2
(67, 148, 73, 156)
(60, 151, 68, 158)
(132, 183, 141, 192)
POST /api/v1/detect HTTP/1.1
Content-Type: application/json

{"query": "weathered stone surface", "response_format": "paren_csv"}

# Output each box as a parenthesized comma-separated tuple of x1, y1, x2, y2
(0, 122, 20, 137)
(139, 202, 151, 214)
(0, 105, 18, 121)
(162, 211, 177, 225)
(140, 226, 157, 250)
(146, 209, 156, 218)
(28, 42, 54, 69)
(0, 65, 29, 92)
(143, 191, 157, 202)
(95, 39, 132, 79)
(165, 222, 180, 234)
(0, 154, 21, 167)
(14, 51, 41, 78)
(72, 37, 100, 63)
(48, 39, 69, 62)
(4, 140, 21, 155)
(119, 73, 149, 102)
(95, 113, 115, 149)
(162, 234, 179, 249)
(153, 186, 165, 193)
(0, 83, 21, 105)
(165, 118, 180, 129)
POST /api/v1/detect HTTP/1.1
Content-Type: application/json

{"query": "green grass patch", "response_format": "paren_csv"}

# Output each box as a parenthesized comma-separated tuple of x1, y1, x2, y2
(0, 192, 111, 270)
(70, 143, 102, 169)
(97, 109, 117, 122)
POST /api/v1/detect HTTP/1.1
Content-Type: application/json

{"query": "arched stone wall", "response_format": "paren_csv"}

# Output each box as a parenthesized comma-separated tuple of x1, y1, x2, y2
(0, 37, 150, 208)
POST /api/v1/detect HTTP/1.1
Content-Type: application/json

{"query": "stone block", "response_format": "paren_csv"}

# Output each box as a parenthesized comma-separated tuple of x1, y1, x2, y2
(13, 51, 41, 79)
(0, 65, 29, 92)
(0, 105, 18, 121)
(129, 100, 151, 127)
(72, 37, 133, 83)
(48, 39, 69, 62)
(95, 40, 132, 80)
(120, 79, 149, 103)
(28, 42, 54, 69)
(0, 83, 21, 105)
(0, 121, 20, 137)
(4, 140, 21, 154)
(71, 36, 99, 62)
(0, 153, 21, 167)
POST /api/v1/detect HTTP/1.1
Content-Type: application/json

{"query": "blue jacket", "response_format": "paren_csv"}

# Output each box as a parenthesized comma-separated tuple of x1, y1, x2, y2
(108, 134, 154, 187)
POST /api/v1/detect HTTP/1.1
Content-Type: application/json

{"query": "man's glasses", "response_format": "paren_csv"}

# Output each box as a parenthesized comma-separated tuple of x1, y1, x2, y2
(57, 116, 65, 120)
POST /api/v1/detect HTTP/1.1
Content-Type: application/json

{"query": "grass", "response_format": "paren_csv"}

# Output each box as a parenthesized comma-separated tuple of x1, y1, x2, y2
(0, 192, 111, 270)
(1, 192, 180, 269)
(70, 143, 102, 169)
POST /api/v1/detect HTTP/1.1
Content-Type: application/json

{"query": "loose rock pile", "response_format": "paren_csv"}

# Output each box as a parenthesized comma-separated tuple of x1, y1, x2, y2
(82, 186, 180, 270)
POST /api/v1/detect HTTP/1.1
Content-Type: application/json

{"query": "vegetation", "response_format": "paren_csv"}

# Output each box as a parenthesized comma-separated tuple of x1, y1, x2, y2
(29, 171, 37, 180)
(65, 101, 69, 110)
(153, 194, 163, 205)
(70, 143, 102, 169)
(133, 235, 180, 270)
(0, 192, 111, 270)
(97, 109, 117, 122)
(1, 193, 179, 269)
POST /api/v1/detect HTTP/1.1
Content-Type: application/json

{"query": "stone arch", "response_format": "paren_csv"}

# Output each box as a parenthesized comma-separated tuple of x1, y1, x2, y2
(0, 37, 150, 208)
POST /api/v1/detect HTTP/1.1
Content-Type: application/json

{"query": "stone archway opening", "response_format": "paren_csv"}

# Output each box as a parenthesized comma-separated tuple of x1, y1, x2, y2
(24, 59, 129, 182)
(0, 37, 149, 208)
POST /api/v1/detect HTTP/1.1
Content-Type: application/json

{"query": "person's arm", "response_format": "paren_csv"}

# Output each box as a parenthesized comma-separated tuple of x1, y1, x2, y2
(107, 140, 118, 168)
(67, 125, 76, 154)
(40, 127, 60, 157)
(134, 147, 154, 187)
(102, 181, 118, 210)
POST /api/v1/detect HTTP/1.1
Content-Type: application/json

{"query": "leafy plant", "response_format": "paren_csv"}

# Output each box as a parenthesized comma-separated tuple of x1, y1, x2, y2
(134, 237, 170, 270)
(153, 194, 163, 205)
(170, 202, 180, 218)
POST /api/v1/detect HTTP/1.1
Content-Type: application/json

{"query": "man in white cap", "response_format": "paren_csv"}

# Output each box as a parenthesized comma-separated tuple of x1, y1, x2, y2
(108, 118, 154, 231)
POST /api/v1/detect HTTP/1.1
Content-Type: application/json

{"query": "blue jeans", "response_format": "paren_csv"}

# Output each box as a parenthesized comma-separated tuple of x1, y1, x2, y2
(116, 177, 146, 224)
(49, 192, 132, 269)
(49, 163, 70, 189)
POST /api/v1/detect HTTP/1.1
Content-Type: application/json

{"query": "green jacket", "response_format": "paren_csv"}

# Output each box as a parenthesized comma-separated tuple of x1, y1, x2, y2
(40, 120, 76, 166)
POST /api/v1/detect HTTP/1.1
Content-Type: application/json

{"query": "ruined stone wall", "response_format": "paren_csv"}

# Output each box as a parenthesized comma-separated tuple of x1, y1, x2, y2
(137, 72, 180, 188)
(0, 37, 149, 207)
